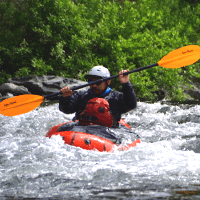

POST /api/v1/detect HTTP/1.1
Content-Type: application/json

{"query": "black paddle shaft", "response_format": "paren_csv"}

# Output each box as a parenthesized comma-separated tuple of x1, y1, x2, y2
(44, 63, 158, 100)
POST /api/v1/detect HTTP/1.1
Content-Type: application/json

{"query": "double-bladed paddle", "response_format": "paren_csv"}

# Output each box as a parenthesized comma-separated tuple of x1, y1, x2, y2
(0, 45, 200, 116)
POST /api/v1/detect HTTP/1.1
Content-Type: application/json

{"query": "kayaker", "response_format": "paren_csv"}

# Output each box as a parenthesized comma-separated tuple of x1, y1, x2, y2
(59, 66, 137, 127)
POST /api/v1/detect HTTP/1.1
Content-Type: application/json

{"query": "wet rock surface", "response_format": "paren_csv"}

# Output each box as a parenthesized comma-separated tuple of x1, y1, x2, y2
(0, 75, 88, 101)
(0, 75, 200, 103)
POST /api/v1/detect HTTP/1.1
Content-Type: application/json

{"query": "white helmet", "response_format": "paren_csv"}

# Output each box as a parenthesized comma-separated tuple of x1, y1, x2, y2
(84, 66, 110, 79)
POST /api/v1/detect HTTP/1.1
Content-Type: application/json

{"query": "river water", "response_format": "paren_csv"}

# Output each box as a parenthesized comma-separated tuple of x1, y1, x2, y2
(1, 102, 200, 199)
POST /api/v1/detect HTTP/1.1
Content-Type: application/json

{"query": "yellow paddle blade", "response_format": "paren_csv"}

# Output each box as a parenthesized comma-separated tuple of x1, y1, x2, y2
(0, 94, 44, 116)
(158, 45, 200, 68)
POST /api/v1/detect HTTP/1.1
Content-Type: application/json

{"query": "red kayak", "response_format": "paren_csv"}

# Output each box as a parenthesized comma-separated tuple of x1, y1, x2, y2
(46, 119, 141, 152)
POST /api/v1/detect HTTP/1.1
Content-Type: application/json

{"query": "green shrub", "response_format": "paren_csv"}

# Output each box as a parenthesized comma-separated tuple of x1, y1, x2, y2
(0, 0, 199, 100)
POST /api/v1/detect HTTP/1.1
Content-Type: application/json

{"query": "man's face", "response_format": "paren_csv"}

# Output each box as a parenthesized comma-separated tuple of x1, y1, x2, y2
(89, 79, 110, 94)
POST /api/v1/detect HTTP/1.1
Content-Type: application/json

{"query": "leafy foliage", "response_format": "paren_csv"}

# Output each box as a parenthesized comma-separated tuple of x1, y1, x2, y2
(0, 0, 199, 101)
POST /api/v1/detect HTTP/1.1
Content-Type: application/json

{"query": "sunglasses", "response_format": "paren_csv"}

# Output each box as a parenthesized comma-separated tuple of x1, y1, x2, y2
(88, 80, 102, 86)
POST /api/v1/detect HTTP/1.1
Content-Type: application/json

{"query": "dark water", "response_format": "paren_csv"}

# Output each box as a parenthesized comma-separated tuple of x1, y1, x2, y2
(1, 102, 200, 199)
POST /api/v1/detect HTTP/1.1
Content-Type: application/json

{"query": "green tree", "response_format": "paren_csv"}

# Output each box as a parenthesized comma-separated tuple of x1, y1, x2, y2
(0, 0, 199, 101)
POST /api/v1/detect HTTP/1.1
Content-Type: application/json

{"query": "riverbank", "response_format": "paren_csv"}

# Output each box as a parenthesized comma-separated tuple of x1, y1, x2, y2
(1, 0, 200, 102)
(0, 75, 200, 103)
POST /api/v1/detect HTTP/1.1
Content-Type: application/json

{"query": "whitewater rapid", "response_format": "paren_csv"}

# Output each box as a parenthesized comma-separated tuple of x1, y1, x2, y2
(0, 102, 200, 199)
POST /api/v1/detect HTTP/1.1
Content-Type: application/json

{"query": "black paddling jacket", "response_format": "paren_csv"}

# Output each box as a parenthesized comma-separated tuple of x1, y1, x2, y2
(59, 82, 137, 126)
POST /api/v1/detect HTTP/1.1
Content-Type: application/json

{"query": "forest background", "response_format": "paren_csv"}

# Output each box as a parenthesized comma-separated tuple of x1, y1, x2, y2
(0, 0, 200, 101)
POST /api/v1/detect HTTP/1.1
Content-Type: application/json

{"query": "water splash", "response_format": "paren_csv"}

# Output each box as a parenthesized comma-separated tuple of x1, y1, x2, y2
(0, 102, 200, 199)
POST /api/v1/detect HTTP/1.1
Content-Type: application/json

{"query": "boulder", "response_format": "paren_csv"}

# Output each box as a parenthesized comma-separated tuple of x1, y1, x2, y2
(0, 76, 89, 101)
(7, 75, 88, 96)
(157, 106, 170, 114)
(0, 83, 30, 96)
(184, 85, 200, 100)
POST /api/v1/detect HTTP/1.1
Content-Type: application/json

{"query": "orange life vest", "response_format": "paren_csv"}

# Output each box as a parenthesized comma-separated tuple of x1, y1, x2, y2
(79, 98, 113, 127)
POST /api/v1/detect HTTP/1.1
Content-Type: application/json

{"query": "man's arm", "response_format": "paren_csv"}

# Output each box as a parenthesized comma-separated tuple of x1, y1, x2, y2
(119, 69, 137, 111)
(121, 81, 137, 112)
(59, 91, 81, 114)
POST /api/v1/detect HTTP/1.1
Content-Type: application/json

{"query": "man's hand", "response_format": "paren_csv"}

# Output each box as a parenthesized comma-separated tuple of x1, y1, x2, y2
(61, 86, 73, 97)
(119, 69, 129, 84)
